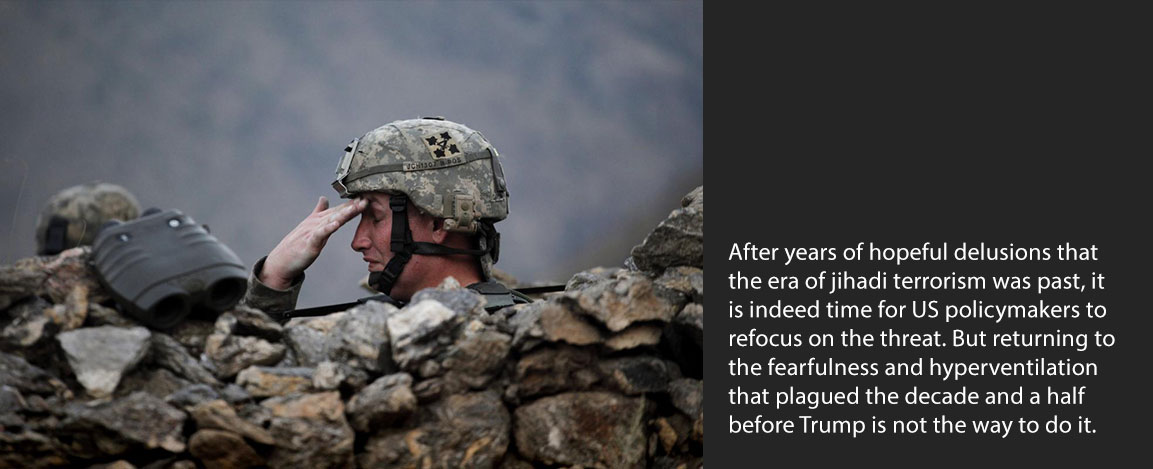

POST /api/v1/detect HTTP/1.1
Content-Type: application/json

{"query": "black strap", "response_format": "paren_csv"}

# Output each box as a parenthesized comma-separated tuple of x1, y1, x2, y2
(512, 284, 567, 295)
(371, 194, 415, 295)
(366, 194, 498, 295)
(274, 294, 401, 324)
(409, 241, 488, 257)
(40, 216, 70, 255)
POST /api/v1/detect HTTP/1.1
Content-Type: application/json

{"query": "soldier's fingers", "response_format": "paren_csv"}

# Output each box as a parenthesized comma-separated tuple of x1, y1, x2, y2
(320, 199, 365, 226)
(335, 198, 367, 224)
(306, 221, 336, 249)
(312, 219, 342, 243)
(312, 196, 329, 214)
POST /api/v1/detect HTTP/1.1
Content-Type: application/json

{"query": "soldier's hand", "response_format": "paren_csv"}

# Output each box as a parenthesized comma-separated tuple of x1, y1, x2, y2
(260, 196, 367, 289)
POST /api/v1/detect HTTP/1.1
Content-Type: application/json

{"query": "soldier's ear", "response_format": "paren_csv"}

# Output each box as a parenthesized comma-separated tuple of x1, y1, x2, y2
(429, 217, 450, 244)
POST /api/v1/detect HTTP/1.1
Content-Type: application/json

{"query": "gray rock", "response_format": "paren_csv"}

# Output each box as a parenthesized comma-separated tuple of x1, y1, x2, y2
(60, 391, 187, 456)
(188, 399, 275, 446)
(605, 323, 663, 351)
(275, 346, 299, 367)
(236, 401, 272, 430)
(149, 333, 219, 386)
(411, 285, 487, 317)
(311, 361, 343, 391)
(83, 303, 139, 328)
(166, 319, 215, 357)
(2, 285, 89, 351)
(115, 367, 191, 399)
(56, 326, 151, 398)
(537, 301, 604, 346)
(438, 321, 511, 392)
(345, 372, 417, 432)
(359, 390, 509, 469)
(323, 301, 394, 373)
(655, 266, 704, 303)
(599, 355, 673, 395)
(188, 429, 265, 469)
(219, 384, 253, 405)
(236, 366, 314, 397)
(668, 378, 703, 442)
(204, 311, 286, 379)
(411, 377, 445, 403)
(285, 300, 395, 374)
(165, 384, 220, 409)
(311, 361, 369, 394)
(564, 266, 623, 292)
(0, 385, 28, 427)
(0, 296, 56, 349)
(0, 429, 71, 468)
(0, 351, 71, 398)
(0, 247, 109, 305)
(388, 299, 463, 372)
(283, 312, 344, 365)
(261, 392, 355, 469)
(559, 271, 683, 332)
(629, 186, 704, 272)
(514, 391, 647, 468)
(510, 345, 599, 400)
(505, 303, 545, 351)
(224, 305, 284, 341)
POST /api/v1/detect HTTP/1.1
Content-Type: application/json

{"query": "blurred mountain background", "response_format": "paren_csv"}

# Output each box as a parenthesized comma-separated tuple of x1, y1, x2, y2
(0, 1, 702, 307)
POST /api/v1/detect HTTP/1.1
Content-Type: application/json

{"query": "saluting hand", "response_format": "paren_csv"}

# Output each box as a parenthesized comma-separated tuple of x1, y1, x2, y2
(260, 196, 367, 290)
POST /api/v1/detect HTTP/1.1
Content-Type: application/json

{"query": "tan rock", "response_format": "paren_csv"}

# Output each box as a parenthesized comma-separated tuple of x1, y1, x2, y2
(189, 429, 264, 469)
(189, 400, 275, 446)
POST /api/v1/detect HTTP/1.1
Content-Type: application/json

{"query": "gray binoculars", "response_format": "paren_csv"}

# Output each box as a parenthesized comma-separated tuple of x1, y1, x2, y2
(91, 208, 248, 329)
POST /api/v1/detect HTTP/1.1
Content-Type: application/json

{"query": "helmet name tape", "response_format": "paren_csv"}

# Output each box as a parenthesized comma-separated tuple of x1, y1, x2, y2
(340, 149, 494, 187)
(403, 155, 465, 171)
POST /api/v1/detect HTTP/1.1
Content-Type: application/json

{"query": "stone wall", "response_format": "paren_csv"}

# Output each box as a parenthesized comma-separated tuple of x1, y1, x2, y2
(0, 187, 704, 469)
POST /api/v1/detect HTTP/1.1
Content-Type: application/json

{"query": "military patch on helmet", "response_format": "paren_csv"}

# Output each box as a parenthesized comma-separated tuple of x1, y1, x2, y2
(424, 131, 461, 159)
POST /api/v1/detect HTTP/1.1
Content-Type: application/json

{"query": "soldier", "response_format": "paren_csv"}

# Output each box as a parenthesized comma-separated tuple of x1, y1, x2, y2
(35, 182, 141, 255)
(243, 117, 530, 316)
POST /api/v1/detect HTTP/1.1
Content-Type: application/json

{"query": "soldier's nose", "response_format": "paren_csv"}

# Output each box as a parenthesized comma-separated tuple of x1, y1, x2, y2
(351, 217, 372, 252)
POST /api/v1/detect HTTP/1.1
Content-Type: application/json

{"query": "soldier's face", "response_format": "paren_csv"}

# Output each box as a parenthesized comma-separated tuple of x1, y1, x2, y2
(350, 192, 439, 297)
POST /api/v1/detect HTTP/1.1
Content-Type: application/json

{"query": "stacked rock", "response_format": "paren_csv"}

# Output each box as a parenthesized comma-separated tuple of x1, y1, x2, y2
(0, 186, 704, 469)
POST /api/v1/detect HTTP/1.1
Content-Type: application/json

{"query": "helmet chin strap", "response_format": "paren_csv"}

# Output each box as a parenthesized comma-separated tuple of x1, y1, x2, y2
(367, 194, 494, 296)
(40, 216, 71, 256)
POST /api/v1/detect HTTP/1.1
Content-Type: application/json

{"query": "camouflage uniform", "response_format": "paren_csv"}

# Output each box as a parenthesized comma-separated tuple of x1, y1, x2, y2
(242, 117, 525, 315)
(35, 182, 141, 255)
(242, 256, 304, 314)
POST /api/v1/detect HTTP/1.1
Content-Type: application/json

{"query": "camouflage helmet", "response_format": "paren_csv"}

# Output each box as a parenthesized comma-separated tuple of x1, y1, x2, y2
(332, 117, 510, 293)
(35, 182, 141, 255)
(332, 117, 509, 232)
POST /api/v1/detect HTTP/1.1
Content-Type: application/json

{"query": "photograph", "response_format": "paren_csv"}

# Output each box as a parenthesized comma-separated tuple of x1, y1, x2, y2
(0, 1, 703, 468)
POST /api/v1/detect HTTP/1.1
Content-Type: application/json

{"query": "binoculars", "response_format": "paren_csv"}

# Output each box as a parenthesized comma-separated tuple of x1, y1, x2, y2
(91, 208, 248, 329)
